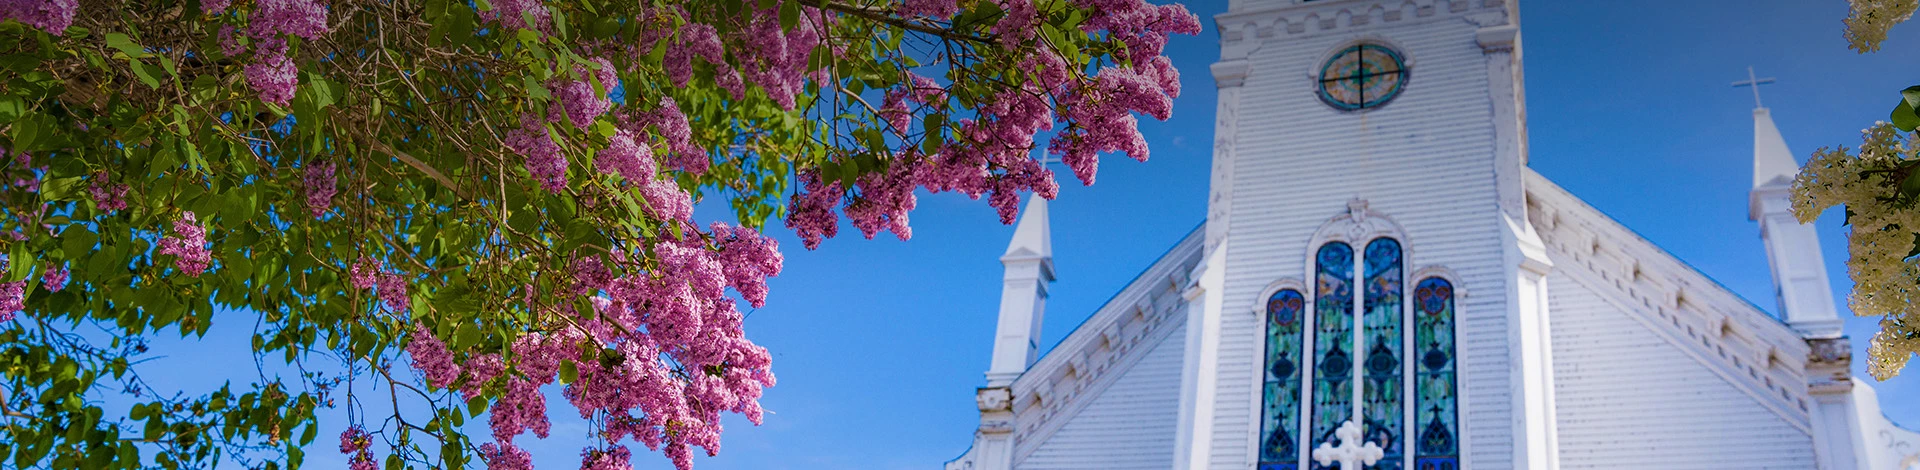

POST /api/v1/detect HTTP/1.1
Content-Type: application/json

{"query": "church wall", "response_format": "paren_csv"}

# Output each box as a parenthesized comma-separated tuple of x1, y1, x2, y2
(1547, 273, 1817, 468)
(1014, 322, 1188, 469)
(1209, 8, 1517, 469)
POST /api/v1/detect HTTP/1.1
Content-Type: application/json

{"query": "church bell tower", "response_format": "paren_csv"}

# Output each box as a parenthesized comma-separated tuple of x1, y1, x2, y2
(1181, 1, 1555, 469)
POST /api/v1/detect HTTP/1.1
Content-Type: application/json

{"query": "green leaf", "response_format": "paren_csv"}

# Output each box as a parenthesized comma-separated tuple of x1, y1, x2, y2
(1895, 99, 1920, 133)
(456, 322, 480, 349)
(39, 176, 82, 201)
(559, 360, 578, 384)
(779, 0, 801, 32)
(128, 60, 161, 90)
(1903, 85, 1920, 109)
(103, 33, 147, 58)
(466, 395, 488, 417)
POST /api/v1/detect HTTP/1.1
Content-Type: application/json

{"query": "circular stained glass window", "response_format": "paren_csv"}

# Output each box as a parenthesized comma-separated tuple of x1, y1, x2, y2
(1317, 43, 1409, 111)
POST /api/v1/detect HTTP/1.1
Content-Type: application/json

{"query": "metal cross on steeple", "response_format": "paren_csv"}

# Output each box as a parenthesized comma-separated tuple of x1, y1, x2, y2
(1731, 66, 1777, 109)
(1312, 421, 1385, 469)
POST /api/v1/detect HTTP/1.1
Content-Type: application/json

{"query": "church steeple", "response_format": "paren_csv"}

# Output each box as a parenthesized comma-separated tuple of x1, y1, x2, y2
(1743, 89, 1843, 338)
(987, 196, 1054, 387)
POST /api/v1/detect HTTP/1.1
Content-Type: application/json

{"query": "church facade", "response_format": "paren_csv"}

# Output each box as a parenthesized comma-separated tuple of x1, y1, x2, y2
(942, 0, 1920, 469)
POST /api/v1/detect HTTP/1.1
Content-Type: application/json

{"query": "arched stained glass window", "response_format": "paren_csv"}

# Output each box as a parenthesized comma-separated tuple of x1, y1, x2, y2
(1413, 278, 1459, 470)
(1361, 239, 1404, 470)
(1309, 242, 1354, 470)
(1260, 289, 1307, 470)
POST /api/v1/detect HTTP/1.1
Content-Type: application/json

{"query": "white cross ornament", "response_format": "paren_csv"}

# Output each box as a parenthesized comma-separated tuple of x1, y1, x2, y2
(1312, 420, 1384, 469)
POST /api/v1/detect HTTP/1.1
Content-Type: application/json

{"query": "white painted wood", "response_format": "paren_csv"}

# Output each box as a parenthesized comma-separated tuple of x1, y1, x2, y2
(990, 197, 1056, 387)
(1206, 1, 1525, 467)
(1546, 272, 1817, 469)
(1746, 108, 1843, 338)
(1015, 321, 1190, 469)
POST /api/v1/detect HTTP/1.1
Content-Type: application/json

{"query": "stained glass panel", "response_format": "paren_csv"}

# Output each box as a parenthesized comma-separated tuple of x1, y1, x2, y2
(1260, 289, 1308, 470)
(1309, 242, 1354, 470)
(1361, 239, 1404, 470)
(1413, 278, 1458, 470)
(1317, 44, 1409, 110)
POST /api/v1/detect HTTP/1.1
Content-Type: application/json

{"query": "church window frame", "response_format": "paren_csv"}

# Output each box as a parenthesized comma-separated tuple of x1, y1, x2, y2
(1252, 202, 1464, 470)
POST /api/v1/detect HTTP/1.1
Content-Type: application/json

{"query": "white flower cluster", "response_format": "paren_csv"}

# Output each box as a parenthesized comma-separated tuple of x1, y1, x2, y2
(1845, 0, 1917, 53)
(1794, 122, 1920, 379)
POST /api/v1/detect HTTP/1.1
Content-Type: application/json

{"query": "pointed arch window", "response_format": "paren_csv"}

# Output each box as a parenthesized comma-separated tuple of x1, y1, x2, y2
(1260, 288, 1307, 470)
(1258, 236, 1459, 470)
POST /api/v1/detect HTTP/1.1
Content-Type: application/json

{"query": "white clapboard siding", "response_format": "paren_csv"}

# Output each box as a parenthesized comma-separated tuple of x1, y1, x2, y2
(1015, 322, 1190, 469)
(1548, 273, 1816, 469)
(1212, 3, 1517, 468)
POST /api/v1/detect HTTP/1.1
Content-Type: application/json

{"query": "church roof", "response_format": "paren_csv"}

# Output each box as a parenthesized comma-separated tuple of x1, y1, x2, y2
(1005, 224, 1203, 459)
(1524, 169, 1817, 426)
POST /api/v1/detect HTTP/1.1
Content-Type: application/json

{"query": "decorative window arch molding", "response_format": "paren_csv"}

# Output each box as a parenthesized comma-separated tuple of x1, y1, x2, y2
(1303, 199, 1411, 266)
(1252, 278, 1310, 316)
(1409, 265, 1466, 299)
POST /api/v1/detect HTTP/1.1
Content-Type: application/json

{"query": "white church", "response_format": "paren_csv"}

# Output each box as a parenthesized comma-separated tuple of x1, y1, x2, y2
(942, 0, 1920, 469)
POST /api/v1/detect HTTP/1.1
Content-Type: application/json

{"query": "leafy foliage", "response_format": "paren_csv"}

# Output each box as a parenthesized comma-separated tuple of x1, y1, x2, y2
(0, 0, 1198, 468)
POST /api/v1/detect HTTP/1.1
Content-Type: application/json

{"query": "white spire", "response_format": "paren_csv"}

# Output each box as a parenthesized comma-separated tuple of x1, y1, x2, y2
(1746, 105, 1843, 338)
(1751, 108, 1802, 191)
(987, 195, 1055, 387)
(1004, 196, 1052, 259)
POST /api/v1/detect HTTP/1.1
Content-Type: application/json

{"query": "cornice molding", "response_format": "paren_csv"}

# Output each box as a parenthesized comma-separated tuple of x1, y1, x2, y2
(1216, 0, 1502, 60)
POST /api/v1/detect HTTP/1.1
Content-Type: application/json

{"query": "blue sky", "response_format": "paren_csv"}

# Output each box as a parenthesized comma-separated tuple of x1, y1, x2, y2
(193, 1, 1920, 469)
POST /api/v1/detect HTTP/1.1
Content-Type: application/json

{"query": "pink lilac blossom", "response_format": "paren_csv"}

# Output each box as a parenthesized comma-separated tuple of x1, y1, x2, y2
(41, 264, 67, 292)
(0, 280, 21, 322)
(218, 25, 246, 56)
(710, 223, 782, 307)
(157, 212, 212, 276)
(243, 51, 298, 106)
(479, 0, 550, 33)
(338, 426, 369, 454)
(406, 324, 461, 388)
(88, 174, 127, 212)
(0, 0, 77, 34)
(646, 97, 705, 174)
(550, 57, 618, 130)
(244, 0, 328, 40)
(377, 272, 408, 313)
(993, 0, 1039, 46)
(503, 114, 568, 193)
(202, 0, 229, 13)
(782, 171, 842, 250)
(480, 442, 533, 470)
(844, 159, 918, 241)
(596, 130, 655, 183)
(348, 256, 379, 290)
(580, 446, 634, 470)
(304, 160, 335, 218)
(639, 176, 692, 222)
(899, 0, 958, 19)
(664, 24, 725, 87)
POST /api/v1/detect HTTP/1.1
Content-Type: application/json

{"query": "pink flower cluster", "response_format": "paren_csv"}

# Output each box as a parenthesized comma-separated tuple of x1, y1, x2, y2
(338, 426, 377, 470)
(503, 114, 569, 194)
(550, 58, 619, 130)
(785, 1, 1197, 243)
(898, 0, 959, 19)
(729, 4, 824, 110)
(402, 219, 781, 470)
(349, 257, 408, 312)
(479, 0, 551, 33)
(0, 279, 21, 322)
(304, 160, 335, 218)
(217, 0, 329, 105)
(41, 264, 66, 292)
(88, 173, 128, 212)
(0, 0, 76, 34)
(640, 97, 704, 175)
(157, 212, 212, 276)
